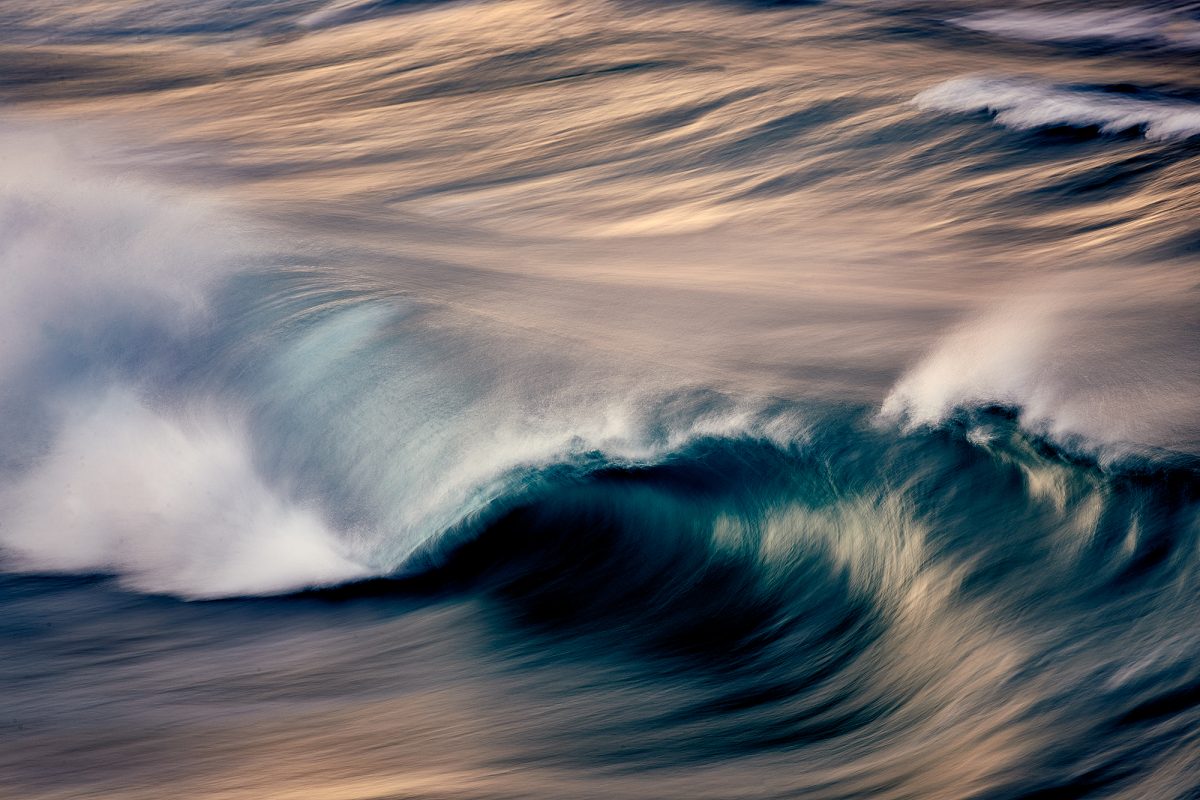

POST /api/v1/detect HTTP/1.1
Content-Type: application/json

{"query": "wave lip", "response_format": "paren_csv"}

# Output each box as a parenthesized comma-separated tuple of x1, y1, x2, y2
(915, 76, 1200, 141)
(951, 9, 1200, 50)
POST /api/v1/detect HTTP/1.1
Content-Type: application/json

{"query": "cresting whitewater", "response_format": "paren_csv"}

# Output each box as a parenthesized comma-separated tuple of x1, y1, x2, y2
(0, 1, 1198, 798)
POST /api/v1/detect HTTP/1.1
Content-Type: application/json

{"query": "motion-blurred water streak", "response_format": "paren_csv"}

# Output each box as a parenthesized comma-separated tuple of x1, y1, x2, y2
(1, 1, 1198, 798)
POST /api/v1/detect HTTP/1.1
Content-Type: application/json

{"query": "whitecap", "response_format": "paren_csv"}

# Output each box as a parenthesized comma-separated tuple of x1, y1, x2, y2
(951, 9, 1200, 50)
(915, 76, 1200, 141)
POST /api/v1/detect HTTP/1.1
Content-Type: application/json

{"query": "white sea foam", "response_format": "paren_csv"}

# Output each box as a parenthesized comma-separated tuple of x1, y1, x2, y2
(915, 76, 1200, 141)
(879, 271, 1200, 457)
(0, 127, 370, 597)
(0, 131, 230, 380)
(0, 390, 369, 598)
(952, 9, 1200, 50)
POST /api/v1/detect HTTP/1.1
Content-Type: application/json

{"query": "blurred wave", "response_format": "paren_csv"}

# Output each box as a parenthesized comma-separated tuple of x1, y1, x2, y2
(916, 75, 1200, 140)
(1, 1, 1198, 798)
(950, 8, 1200, 51)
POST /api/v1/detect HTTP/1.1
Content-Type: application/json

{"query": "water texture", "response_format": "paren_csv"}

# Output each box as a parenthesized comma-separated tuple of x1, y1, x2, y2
(1, 1, 1198, 798)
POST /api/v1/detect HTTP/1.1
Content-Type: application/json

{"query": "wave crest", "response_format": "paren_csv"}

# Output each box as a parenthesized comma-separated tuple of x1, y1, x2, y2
(915, 76, 1200, 141)
(880, 271, 1200, 459)
(951, 10, 1200, 51)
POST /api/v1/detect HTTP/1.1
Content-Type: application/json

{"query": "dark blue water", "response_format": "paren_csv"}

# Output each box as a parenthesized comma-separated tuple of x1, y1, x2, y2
(1, 1, 1199, 797)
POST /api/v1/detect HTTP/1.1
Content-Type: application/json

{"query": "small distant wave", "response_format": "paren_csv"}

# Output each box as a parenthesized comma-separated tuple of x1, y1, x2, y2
(297, 0, 424, 30)
(950, 9, 1200, 50)
(915, 76, 1200, 141)
(298, 0, 375, 29)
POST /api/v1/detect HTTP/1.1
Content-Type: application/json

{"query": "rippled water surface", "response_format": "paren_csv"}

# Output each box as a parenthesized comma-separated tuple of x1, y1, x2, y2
(1, 1, 1199, 798)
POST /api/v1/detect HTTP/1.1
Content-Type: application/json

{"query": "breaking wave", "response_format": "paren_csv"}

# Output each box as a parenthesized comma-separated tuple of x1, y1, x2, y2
(2, 4, 1200, 797)
(1, 128, 1197, 602)
(915, 76, 1200, 140)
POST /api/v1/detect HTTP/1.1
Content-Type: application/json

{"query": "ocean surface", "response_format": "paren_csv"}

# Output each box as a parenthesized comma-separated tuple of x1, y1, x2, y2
(2, 1, 1199, 797)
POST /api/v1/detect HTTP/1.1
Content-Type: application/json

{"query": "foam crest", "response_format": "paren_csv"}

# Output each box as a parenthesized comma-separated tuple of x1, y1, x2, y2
(915, 76, 1200, 140)
(879, 271, 1200, 456)
(951, 9, 1200, 50)
(0, 390, 368, 598)
(0, 128, 235, 381)
(0, 126, 368, 598)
